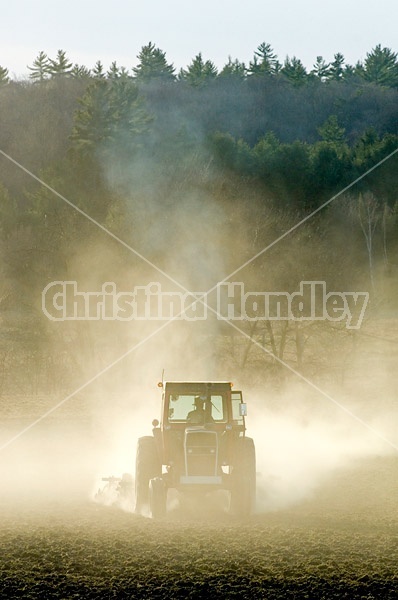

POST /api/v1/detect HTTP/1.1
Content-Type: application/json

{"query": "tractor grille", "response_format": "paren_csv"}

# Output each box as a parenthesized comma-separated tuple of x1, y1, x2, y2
(184, 430, 218, 476)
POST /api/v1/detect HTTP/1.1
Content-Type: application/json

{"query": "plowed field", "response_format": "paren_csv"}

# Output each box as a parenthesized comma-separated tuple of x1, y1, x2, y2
(1, 456, 398, 599)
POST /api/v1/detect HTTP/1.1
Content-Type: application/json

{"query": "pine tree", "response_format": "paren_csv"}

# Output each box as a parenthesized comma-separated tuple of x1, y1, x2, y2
(70, 78, 152, 159)
(69, 80, 110, 156)
(0, 65, 9, 85)
(248, 42, 280, 75)
(71, 64, 91, 78)
(310, 56, 330, 81)
(92, 61, 105, 79)
(107, 61, 130, 80)
(219, 56, 246, 79)
(327, 53, 345, 81)
(353, 60, 366, 78)
(47, 49, 73, 77)
(317, 115, 347, 153)
(107, 61, 121, 79)
(133, 42, 175, 82)
(28, 51, 49, 82)
(179, 53, 218, 86)
(363, 45, 398, 87)
(118, 66, 130, 80)
(343, 63, 358, 80)
(282, 56, 307, 85)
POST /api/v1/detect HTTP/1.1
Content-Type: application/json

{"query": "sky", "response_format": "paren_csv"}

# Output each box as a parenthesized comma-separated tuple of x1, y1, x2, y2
(1, 0, 397, 78)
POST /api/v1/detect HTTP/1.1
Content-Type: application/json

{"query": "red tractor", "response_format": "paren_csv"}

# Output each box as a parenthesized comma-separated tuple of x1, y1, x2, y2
(135, 381, 256, 518)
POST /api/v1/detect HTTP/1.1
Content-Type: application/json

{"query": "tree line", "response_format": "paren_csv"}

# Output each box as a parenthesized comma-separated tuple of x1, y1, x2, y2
(0, 42, 397, 394)
(1, 42, 398, 88)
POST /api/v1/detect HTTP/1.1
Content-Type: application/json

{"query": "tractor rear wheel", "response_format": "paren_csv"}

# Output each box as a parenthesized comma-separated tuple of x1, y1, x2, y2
(135, 436, 161, 514)
(230, 436, 256, 518)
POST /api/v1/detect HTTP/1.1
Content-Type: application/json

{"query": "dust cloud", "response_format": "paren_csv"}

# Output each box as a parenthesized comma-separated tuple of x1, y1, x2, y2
(249, 393, 397, 512)
(0, 331, 397, 515)
(1, 117, 397, 519)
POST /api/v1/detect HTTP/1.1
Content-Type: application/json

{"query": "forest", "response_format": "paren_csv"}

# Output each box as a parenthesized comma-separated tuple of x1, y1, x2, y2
(0, 42, 397, 396)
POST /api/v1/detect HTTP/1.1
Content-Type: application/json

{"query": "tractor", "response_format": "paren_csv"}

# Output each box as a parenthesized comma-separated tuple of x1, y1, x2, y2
(134, 381, 256, 518)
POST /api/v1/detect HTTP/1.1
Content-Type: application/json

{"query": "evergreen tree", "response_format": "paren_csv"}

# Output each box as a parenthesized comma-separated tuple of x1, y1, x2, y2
(353, 60, 365, 78)
(92, 60, 106, 79)
(363, 45, 398, 87)
(252, 132, 281, 179)
(133, 42, 175, 82)
(107, 61, 130, 80)
(69, 78, 152, 159)
(107, 61, 121, 79)
(219, 56, 246, 79)
(71, 64, 91, 78)
(327, 53, 345, 81)
(343, 62, 359, 80)
(282, 56, 307, 86)
(27, 51, 49, 82)
(310, 143, 350, 200)
(0, 65, 9, 85)
(248, 42, 280, 75)
(310, 56, 330, 81)
(317, 115, 346, 148)
(118, 66, 130, 80)
(353, 128, 381, 168)
(47, 49, 73, 77)
(179, 53, 218, 86)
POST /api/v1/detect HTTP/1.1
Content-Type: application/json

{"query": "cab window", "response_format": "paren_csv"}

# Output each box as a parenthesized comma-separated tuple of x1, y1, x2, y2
(167, 394, 226, 422)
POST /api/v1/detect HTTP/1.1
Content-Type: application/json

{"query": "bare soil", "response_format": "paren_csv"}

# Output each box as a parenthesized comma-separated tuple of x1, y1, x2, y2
(1, 455, 398, 599)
